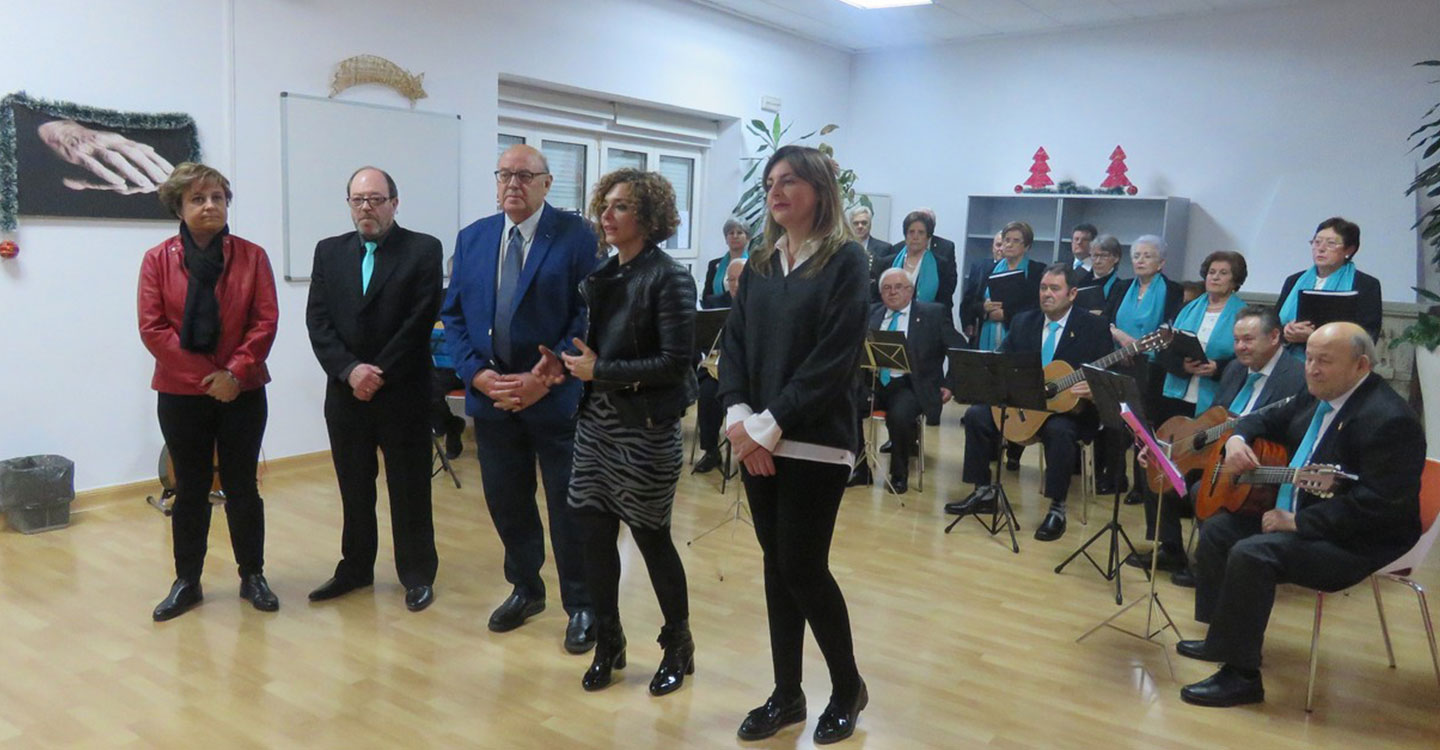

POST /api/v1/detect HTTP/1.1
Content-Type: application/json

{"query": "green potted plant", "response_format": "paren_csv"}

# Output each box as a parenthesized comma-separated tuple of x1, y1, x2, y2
(731, 114, 869, 248)
(1396, 59, 1440, 456)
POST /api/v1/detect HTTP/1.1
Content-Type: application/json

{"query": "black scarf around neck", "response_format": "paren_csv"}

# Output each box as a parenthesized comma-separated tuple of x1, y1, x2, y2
(178, 221, 229, 353)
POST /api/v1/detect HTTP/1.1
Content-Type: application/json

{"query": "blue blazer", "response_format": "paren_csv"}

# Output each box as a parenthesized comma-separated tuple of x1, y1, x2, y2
(441, 202, 602, 421)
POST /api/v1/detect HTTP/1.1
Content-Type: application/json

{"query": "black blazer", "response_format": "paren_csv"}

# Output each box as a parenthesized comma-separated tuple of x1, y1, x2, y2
(1276, 267, 1383, 344)
(306, 224, 443, 390)
(867, 300, 964, 422)
(961, 258, 1047, 332)
(1211, 352, 1306, 415)
(701, 254, 742, 309)
(863, 236, 890, 303)
(882, 238, 959, 317)
(582, 245, 697, 427)
(1002, 306, 1115, 369)
(1103, 274, 1185, 332)
(1234, 372, 1424, 560)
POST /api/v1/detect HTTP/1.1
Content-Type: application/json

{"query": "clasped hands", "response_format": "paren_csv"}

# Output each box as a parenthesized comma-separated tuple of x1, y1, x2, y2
(983, 300, 1004, 322)
(200, 369, 240, 403)
(1283, 320, 1315, 344)
(475, 338, 602, 412)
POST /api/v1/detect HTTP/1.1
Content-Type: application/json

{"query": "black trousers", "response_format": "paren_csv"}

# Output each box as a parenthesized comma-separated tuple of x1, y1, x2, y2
(855, 378, 922, 478)
(743, 458, 862, 702)
(961, 403, 1090, 503)
(156, 388, 267, 583)
(472, 412, 591, 613)
(579, 511, 689, 627)
(324, 380, 438, 589)
(696, 371, 722, 453)
(1194, 511, 1383, 670)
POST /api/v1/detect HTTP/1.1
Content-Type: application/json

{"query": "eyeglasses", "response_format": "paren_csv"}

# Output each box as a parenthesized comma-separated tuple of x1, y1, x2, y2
(347, 195, 392, 208)
(495, 170, 549, 184)
(1310, 237, 1344, 249)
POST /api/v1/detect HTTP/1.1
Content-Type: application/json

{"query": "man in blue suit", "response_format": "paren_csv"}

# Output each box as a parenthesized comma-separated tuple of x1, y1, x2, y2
(442, 144, 602, 653)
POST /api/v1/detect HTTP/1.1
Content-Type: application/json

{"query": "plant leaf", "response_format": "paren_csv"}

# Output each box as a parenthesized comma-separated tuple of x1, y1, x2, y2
(772, 114, 781, 142)
(820, 124, 839, 135)
(1415, 287, 1440, 303)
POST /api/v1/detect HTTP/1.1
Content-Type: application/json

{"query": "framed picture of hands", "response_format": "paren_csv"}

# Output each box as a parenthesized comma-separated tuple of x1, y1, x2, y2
(1, 91, 201, 231)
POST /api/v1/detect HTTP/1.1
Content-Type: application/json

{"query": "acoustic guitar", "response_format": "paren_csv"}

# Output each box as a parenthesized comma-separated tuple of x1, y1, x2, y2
(992, 327, 1173, 445)
(1193, 438, 1357, 519)
(1145, 395, 1297, 493)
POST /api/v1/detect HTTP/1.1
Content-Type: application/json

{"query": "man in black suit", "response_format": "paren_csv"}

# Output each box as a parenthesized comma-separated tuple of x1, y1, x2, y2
(1069, 223, 1098, 275)
(947, 264, 1114, 541)
(1177, 322, 1425, 707)
(305, 166, 442, 612)
(853, 268, 965, 494)
(848, 206, 889, 304)
(1134, 305, 1308, 585)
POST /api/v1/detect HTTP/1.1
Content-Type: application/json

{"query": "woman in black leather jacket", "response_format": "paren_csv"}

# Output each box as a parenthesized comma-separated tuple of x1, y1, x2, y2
(538, 168, 697, 696)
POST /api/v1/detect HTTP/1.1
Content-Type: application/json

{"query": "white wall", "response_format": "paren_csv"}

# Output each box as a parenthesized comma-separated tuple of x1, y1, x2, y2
(846, 0, 1440, 299)
(0, 0, 850, 491)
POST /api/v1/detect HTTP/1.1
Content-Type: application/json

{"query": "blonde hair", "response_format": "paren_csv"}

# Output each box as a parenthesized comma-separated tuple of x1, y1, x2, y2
(752, 145, 853, 277)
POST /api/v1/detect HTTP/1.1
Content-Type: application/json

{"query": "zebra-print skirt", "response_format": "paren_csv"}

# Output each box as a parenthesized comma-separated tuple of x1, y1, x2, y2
(568, 392, 683, 530)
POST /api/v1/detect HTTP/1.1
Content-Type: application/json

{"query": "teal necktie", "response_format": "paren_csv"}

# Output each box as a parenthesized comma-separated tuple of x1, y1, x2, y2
(361, 241, 377, 294)
(880, 310, 902, 386)
(1228, 372, 1263, 414)
(1041, 321, 1061, 366)
(1275, 400, 1333, 512)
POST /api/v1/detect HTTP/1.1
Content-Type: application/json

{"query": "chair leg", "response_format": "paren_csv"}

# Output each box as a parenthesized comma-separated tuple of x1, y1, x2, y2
(916, 416, 925, 492)
(1372, 576, 1396, 668)
(1400, 579, 1440, 693)
(1307, 591, 1325, 713)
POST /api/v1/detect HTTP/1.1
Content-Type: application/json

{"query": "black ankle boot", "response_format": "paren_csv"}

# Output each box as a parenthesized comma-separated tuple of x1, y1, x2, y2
(649, 620, 695, 696)
(582, 616, 626, 691)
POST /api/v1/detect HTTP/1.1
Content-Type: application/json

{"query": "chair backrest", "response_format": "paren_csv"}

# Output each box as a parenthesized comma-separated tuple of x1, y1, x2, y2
(1379, 458, 1440, 576)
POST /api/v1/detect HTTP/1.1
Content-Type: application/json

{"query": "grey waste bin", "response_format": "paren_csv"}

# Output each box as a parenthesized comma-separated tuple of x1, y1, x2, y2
(0, 455, 75, 533)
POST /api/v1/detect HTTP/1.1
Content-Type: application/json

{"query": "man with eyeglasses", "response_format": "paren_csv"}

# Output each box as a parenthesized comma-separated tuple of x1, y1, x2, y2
(442, 144, 603, 653)
(305, 166, 443, 612)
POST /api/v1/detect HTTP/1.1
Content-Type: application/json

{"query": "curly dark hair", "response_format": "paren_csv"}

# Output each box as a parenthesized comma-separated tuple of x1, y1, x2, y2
(1200, 250, 1248, 291)
(587, 168, 680, 256)
(158, 162, 232, 219)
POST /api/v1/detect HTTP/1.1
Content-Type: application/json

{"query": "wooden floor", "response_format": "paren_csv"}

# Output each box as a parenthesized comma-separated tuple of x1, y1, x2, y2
(2, 411, 1438, 749)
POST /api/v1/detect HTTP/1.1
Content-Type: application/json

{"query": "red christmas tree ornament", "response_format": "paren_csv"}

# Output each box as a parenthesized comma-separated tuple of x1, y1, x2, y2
(1015, 147, 1054, 192)
(0, 240, 17, 259)
(1100, 145, 1137, 195)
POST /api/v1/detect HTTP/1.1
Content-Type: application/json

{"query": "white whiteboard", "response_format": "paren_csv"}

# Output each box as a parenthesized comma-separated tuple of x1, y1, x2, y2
(280, 92, 461, 281)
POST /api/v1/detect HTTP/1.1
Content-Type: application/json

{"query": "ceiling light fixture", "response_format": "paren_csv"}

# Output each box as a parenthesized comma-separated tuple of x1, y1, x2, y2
(836, 0, 933, 9)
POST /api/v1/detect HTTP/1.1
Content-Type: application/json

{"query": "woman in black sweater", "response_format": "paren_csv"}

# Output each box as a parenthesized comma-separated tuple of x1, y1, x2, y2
(719, 145, 869, 745)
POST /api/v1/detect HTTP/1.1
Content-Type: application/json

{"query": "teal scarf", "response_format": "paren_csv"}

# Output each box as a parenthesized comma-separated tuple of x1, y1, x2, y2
(1162, 294, 1245, 412)
(892, 249, 938, 303)
(1093, 271, 1118, 300)
(712, 251, 747, 297)
(1115, 275, 1167, 341)
(978, 258, 1026, 351)
(1278, 261, 1356, 325)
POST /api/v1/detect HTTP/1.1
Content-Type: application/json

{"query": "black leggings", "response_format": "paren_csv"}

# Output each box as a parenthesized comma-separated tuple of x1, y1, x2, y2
(579, 512, 689, 627)
(743, 457, 861, 703)
(157, 388, 267, 582)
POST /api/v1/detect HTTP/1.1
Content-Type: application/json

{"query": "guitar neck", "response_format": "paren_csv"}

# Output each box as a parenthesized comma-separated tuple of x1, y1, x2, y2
(1199, 395, 1294, 446)
(1052, 339, 1143, 391)
(1237, 467, 1299, 486)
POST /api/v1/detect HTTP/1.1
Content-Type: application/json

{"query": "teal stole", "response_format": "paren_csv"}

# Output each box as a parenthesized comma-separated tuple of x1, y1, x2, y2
(978, 258, 1025, 351)
(1162, 294, 1245, 412)
(1115, 275, 1167, 340)
(892, 249, 939, 303)
(1278, 261, 1356, 359)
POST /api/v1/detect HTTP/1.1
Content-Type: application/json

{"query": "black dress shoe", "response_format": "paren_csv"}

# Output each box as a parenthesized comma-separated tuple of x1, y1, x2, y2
(1095, 474, 1130, 496)
(405, 584, 434, 612)
(153, 579, 203, 622)
(1034, 510, 1067, 542)
(879, 440, 893, 454)
(1176, 639, 1222, 662)
(1005, 457, 1021, 472)
(308, 574, 373, 601)
(1171, 568, 1196, 588)
(444, 424, 464, 460)
(814, 680, 868, 745)
(887, 474, 907, 495)
(1125, 546, 1189, 572)
(693, 451, 721, 474)
(488, 591, 545, 632)
(239, 573, 279, 612)
(565, 610, 597, 654)
(846, 466, 873, 488)
(1123, 488, 1146, 505)
(737, 692, 807, 741)
(945, 486, 996, 516)
(1180, 665, 1264, 707)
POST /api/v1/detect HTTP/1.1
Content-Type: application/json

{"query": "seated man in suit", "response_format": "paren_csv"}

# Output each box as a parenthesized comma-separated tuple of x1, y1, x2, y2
(1177, 322, 1425, 707)
(945, 264, 1114, 541)
(1132, 304, 1308, 586)
(851, 268, 965, 494)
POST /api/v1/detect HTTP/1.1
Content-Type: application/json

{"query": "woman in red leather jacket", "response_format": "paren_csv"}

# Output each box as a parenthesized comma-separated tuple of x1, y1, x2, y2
(138, 162, 279, 622)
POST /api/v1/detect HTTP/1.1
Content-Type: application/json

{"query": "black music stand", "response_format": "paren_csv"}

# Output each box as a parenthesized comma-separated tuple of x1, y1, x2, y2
(1054, 365, 1148, 603)
(862, 329, 912, 500)
(943, 349, 1046, 553)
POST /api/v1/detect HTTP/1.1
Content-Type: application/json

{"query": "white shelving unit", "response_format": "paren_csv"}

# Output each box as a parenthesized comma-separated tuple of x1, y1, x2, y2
(962, 194, 1191, 278)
